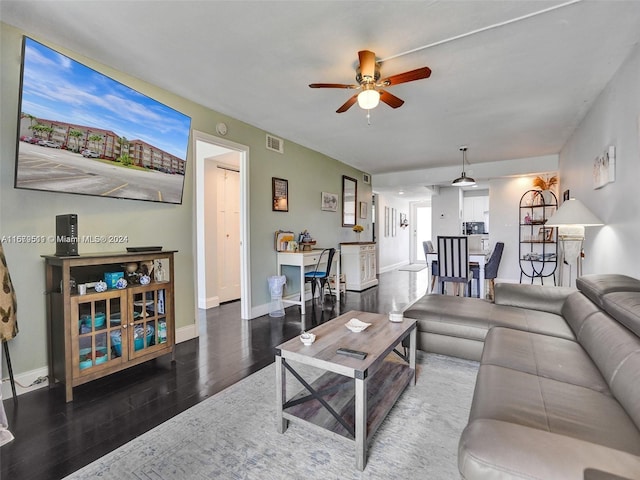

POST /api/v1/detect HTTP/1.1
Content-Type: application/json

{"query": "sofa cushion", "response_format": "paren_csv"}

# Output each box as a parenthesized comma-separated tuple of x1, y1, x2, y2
(404, 294, 575, 343)
(562, 290, 603, 337)
(602, 291, 640, 337)
(576, 274, 640, 309)
(481, 327, 610, 394)
(494, 282, 576, 315)
(459, 419, 640, 480)
(468, 364, 640, 455)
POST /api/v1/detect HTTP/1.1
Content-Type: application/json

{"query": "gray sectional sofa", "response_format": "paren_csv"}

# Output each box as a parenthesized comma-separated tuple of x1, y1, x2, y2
(403, 274, 640, 479)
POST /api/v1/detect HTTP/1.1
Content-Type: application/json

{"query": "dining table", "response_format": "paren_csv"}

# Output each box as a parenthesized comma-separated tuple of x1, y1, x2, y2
(426, 250, 490, 299)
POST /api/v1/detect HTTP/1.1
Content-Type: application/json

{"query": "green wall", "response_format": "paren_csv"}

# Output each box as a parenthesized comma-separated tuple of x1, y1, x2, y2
(0, 22, 370, 379)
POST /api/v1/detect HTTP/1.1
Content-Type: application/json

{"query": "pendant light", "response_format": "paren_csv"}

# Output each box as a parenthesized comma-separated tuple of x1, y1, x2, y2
(452, 146, 476, 187)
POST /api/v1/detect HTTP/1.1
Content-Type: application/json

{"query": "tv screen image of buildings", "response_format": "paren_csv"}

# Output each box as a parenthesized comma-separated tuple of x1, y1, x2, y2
(15, 37, 192, 204)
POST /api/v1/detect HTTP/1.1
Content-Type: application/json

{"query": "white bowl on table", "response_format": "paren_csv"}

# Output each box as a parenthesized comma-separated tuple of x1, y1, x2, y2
(345, 318, 371, 333)
(300, 333, 316, 346)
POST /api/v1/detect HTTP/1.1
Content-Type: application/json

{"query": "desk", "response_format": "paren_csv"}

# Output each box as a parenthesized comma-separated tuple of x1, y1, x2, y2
(276, 250, 340, 315)
(426, 251, 489, 299)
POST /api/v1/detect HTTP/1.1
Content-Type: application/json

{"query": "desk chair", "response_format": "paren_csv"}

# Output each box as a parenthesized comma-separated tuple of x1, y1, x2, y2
(437, 236, 471, 296)
(304, 248, 336, 306)
(471, 242, 504, 300)
(423, 241, 439, 293)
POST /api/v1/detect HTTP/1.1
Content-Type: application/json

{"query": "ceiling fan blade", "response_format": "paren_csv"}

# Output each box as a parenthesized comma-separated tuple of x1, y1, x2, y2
(379, 90, 405, 109)
(309, 83, 358, 89)
(381, 66, 432, 86)
(336, 94, 358, 113)
(358, 50, 377, 80)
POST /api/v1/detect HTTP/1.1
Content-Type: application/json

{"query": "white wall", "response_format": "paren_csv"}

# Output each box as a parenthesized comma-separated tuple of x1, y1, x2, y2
(431, 187, 463, 239)
(488, 175, 558, 283)
(376, 194, 411, 272)
(558, 43, 640, 278)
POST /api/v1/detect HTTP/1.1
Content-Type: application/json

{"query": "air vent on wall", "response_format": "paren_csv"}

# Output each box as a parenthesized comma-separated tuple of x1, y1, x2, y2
(266, 134, 284, 154)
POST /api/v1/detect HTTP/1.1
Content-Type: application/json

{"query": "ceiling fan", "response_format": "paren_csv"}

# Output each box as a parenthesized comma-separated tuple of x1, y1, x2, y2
(309, 50, 431, 113)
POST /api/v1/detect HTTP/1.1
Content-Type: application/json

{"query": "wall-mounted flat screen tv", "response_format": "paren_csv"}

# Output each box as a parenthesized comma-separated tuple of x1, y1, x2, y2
(15, 36, 192, 205)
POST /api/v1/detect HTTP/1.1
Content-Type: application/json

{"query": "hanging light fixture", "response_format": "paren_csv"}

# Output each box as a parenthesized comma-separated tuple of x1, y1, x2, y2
(357, 84, 380, 110)
(452, 146, 476, 187)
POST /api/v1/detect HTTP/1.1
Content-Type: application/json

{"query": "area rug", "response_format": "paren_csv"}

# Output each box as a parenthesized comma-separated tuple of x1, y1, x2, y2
(398, 264, 427, 272)
(64, 352, 478, 480)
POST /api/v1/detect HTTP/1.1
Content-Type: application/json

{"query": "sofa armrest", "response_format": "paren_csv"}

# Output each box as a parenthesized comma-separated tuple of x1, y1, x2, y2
(494, 283, 576, 315)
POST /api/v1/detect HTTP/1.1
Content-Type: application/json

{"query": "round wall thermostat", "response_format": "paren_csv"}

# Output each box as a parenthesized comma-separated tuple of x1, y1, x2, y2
(216, 122, 228, 136)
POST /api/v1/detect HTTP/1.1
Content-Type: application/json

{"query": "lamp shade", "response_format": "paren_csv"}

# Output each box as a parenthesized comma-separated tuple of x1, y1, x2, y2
(545, 198, 603, 227)
(357, 89, 380, 109)
(451, 174, 476, 187)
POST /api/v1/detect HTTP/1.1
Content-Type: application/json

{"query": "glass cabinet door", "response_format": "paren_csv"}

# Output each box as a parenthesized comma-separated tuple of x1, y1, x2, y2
(71, 290, 126, 376)
(129, 285, 169, 359)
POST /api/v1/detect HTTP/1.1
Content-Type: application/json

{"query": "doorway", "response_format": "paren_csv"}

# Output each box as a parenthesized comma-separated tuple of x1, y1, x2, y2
(410, 201, 432, 263)
(193, 130, 251, 320)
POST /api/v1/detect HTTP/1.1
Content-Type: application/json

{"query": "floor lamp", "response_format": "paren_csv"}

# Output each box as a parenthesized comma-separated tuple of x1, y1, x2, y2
(545, 198, 603, 285)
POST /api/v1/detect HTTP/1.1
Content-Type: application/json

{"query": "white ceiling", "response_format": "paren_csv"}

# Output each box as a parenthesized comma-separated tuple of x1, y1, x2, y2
(2, 1, 640, 194)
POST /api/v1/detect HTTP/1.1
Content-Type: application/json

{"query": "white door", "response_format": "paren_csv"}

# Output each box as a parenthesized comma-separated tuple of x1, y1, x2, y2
(217, 167, 241, 302)
(411, 202, 432, 263)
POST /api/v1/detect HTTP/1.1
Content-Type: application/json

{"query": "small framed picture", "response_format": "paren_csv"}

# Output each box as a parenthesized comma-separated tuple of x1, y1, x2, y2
(384, 207, 389, 237)
(563, 189, 570, 202)
(539, 227, 554, 242)
(272, 177, 288, 212)
(359, 201, 367, 219)
(363, 173, 371, 184)
(321, 192, 338, 212)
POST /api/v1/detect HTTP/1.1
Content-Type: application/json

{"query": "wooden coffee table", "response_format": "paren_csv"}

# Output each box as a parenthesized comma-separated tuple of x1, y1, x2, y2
(275, 310, 417, 470)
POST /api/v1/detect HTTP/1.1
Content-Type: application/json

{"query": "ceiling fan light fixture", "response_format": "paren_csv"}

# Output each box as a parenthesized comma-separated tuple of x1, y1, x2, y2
(452, 146, 476, 187)
(357, 89, 380, 110)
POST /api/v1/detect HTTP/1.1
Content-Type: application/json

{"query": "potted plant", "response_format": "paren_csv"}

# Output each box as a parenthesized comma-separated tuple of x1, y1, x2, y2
(532, 175, 558, 205)
(353, 224, 364, 242)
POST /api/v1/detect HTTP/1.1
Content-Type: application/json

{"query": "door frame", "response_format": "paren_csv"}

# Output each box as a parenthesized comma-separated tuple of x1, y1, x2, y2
(192, 129, 251, 319)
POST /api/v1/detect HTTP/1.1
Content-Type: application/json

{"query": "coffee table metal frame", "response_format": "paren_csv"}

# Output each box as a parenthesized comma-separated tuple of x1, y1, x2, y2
(275, 310, 417, 471)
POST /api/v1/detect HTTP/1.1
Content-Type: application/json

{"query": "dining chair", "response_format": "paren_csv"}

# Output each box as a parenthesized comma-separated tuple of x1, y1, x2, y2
(471, 242, 504, 300)
(304, 248, 336, 306)
(437, 236, 471, 296)
(423, 240, 439, 293)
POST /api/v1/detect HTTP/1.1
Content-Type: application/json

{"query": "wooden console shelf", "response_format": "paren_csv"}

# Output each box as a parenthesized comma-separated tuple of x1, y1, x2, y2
(43, 250, 176, 402)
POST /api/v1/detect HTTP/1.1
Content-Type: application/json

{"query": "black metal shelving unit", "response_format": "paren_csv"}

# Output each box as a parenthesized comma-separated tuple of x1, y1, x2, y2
(519, 189, 558, 284)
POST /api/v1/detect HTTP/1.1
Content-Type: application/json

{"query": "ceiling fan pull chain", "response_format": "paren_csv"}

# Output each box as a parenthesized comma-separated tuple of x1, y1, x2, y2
(366, 110, 372, 125)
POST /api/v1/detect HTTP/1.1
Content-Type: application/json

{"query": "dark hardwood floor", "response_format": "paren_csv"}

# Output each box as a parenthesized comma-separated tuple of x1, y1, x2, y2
(1, 268, 429, 480)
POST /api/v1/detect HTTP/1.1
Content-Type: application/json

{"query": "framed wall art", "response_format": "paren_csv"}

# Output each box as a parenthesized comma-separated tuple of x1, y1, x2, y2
(272, 177, 288, 212)
(359, 201, 367, 219)
(593, 145, 615, 189)
(384, 206, 389, 237)
(321, 191, 338, 212)
(392, 208, 397, 236)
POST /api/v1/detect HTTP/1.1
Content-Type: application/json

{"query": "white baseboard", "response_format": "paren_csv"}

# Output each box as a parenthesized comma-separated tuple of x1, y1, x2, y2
(251, 302, 271, 319)
(176, 323, 199, 343)
(379, 261, 408, 273)
(1, 325, 199, 399)
(198, 296, 220, 309)
(1, 365, 49, 398)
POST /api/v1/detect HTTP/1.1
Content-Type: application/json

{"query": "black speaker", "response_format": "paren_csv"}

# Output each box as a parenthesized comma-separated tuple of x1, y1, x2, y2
(55, 214, 79, 256)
